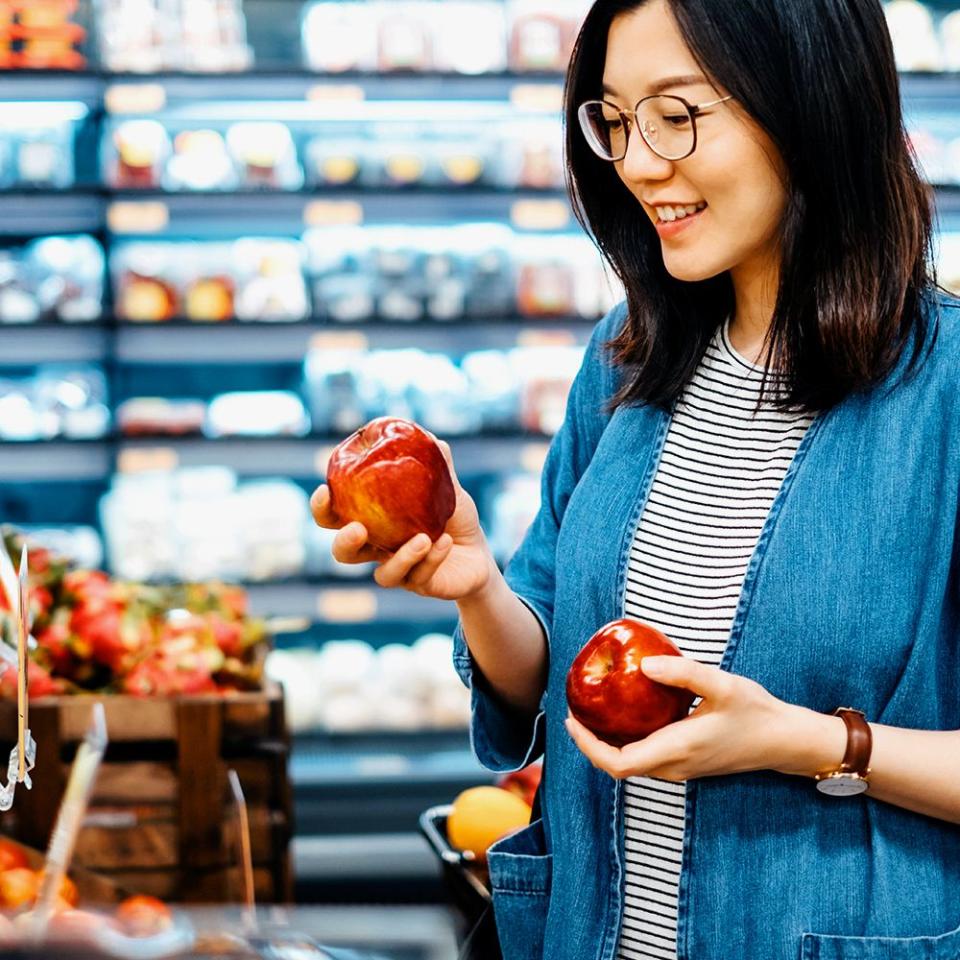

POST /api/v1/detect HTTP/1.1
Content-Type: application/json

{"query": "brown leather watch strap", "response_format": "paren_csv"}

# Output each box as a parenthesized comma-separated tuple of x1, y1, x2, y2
(834, 707, 872, 776)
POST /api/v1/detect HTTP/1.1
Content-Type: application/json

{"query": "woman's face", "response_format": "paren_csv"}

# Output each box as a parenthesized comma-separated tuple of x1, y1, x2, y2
(602, 0, 789, 289)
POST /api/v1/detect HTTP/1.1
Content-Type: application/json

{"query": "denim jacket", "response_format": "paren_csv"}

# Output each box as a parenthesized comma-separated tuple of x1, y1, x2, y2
(452, 289, 960, 960)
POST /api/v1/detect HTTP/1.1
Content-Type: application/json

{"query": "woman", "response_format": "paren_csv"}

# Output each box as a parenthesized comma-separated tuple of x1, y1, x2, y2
(311, 1, 960, 958)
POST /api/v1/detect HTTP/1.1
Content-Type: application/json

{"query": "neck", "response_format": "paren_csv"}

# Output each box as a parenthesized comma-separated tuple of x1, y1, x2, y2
(727, 257, 780, 366)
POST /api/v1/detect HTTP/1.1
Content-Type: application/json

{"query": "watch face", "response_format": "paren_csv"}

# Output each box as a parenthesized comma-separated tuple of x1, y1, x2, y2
(816, 775, 869, 797)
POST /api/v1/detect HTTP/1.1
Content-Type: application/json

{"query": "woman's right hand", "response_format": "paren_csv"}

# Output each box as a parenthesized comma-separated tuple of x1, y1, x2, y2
(309, 439, 496, 602)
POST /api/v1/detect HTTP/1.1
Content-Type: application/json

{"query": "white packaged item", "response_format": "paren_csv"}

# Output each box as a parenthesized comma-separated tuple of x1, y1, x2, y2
(461, 349, 522, 432)
(884, 1, 943, 72)
(100, 472, 179, 581)
(234, 238, 310, 322)
(374, 0, 433, 71)
(406, 353, 482, 436)
(430, 1, 508, 74)
(942, 11, 960, 71)
(267, 649, 324, 732)
(235, 481, 309, 582)
(487, 473, 541, 566)
(937, 233, 960, 297)
(163, 128, 237, 192)
(204, 391, 311, 438)
(301, 1, 378, 73)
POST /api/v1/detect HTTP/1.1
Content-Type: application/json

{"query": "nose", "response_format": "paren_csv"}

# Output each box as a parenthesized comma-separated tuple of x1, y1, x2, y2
(618, 124, 675, 185)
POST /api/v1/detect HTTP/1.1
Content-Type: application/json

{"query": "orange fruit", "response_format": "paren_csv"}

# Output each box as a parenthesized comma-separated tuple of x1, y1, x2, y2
(447, 786, 532, 862)
(0, 869, 38, 909)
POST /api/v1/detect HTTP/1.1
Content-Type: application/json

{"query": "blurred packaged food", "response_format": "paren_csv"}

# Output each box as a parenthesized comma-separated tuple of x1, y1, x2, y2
(96, 0, 253, 73)
(0, 235, 104, 324)
(267, 634, 471, 734)
(0, 365, 110, 441)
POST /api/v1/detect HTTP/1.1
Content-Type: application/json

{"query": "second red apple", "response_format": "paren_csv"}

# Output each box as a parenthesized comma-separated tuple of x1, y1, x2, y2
(566, 619, 695, 747)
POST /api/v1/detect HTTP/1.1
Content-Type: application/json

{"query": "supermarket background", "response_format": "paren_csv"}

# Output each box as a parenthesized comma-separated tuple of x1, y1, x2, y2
(0, 0, 958, 953)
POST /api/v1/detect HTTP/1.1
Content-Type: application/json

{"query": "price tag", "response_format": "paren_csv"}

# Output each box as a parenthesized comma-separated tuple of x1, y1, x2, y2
(117, 447, 179, 474)
(516, 328, 578, 348)
(107, 201, 170, 235)
(306, 84, 366, 103)
(511, 199, 570, 231)
(510, 83, 564, 113)
(105, 83, 168, 115)
(308, 331, 370, 353)
(521, 442, 550, 473)
(317, 589, 378, 623)
(304, 200, 364, 227)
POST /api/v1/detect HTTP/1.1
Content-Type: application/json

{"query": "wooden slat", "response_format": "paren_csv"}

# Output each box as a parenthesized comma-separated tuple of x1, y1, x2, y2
(0, 685, 284, 743)
(90, 762, 178, 804)
(177, 699, 225, 883)
(75, 819, 178, 871)
(17, 703, 64, 851)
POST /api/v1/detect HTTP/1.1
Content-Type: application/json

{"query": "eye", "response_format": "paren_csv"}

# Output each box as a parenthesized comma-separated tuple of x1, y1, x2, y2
(663, 113, 692, 127)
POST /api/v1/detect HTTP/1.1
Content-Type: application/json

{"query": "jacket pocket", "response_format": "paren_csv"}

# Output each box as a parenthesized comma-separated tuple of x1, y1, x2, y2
(801, 921, 960, 960)
(487, 819, 552, 960)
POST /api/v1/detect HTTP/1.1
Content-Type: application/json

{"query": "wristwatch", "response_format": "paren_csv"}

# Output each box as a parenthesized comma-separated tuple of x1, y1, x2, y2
(815, 707, 872, 797)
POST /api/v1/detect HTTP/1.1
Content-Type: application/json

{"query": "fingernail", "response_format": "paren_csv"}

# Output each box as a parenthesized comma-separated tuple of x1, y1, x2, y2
(642, 657, 664, 677)
(415, 534, 431, 551)
(438, 534, 452, 550)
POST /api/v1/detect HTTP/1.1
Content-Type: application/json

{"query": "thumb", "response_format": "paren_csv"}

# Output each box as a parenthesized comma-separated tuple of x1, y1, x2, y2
(641, 656, 730, 698)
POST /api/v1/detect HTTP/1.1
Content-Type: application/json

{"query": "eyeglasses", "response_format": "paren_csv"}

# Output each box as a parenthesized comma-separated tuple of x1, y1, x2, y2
(577, 93, 734, 162)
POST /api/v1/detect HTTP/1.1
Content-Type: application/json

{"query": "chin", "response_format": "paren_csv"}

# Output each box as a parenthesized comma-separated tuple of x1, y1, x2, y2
(661, 255, 724, 283)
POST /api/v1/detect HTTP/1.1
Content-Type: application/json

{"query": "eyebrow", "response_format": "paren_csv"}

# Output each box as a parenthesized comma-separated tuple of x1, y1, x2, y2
(602, 74, 710, 97)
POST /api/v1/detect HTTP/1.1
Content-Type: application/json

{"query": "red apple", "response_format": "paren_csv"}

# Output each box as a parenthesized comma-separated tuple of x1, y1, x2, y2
(566, 619, 695, 747)
(326, 417, 456, 552)
(497, 763, 542, 808)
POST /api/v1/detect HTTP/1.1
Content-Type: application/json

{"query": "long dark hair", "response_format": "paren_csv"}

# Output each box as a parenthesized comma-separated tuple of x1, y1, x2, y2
(565, 0, 941, 413)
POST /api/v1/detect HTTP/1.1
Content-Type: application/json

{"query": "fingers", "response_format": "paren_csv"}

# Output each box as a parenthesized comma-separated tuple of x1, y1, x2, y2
(423, 431, 461, 490)
(404, 534, 454, 590)
(565, 715, 629, 778)
(310, 485, 339, 529)
(331, 522, 388, 565)
(373, 533, 435, 588)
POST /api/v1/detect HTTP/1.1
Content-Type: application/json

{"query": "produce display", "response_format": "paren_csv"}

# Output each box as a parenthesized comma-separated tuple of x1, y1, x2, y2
(326, 417, 456, 552)
(0, 835, 183, 952)
(566, 619, 695, 747)
(0, 528, 269, 698)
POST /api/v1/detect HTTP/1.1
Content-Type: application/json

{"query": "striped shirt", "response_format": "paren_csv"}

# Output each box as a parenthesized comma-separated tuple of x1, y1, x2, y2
(616, 321, 814, 960)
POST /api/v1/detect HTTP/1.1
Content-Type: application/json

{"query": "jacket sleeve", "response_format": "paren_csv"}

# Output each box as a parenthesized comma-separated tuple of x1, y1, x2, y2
(452, 301, 625, 772)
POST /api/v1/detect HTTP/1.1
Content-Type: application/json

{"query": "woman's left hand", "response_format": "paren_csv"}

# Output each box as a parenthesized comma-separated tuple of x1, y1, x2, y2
(564, 656, 808, 782)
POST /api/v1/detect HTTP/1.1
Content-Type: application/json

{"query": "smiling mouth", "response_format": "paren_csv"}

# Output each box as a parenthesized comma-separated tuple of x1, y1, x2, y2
(653, 201, 708, 224)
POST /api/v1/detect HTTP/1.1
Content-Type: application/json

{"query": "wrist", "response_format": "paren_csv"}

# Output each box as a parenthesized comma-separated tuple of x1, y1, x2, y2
(455, 548, 503, 609)
(774, 705, 847, 779)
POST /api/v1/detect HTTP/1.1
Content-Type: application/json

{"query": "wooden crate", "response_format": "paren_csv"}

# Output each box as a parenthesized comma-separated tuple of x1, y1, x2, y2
(0, 685, 293, 905)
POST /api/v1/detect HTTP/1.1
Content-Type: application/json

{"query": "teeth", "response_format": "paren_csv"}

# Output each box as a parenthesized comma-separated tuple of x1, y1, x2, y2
(656, 202, 706, 223)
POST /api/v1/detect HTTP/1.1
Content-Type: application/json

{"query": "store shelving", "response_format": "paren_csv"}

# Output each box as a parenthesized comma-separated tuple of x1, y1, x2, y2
(0, 323, 108, 362)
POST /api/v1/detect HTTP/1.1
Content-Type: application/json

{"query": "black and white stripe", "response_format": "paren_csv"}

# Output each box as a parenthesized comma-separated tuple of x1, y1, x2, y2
(616, 322, 813, 960)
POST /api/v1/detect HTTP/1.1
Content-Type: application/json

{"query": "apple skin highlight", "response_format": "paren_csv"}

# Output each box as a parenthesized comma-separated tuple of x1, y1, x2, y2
(566, 619, 695, 747)
(327, 417, 456, 552)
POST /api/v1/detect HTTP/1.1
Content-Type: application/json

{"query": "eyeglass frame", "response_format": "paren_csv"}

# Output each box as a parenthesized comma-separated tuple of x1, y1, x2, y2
(577, 93, 734, 162)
